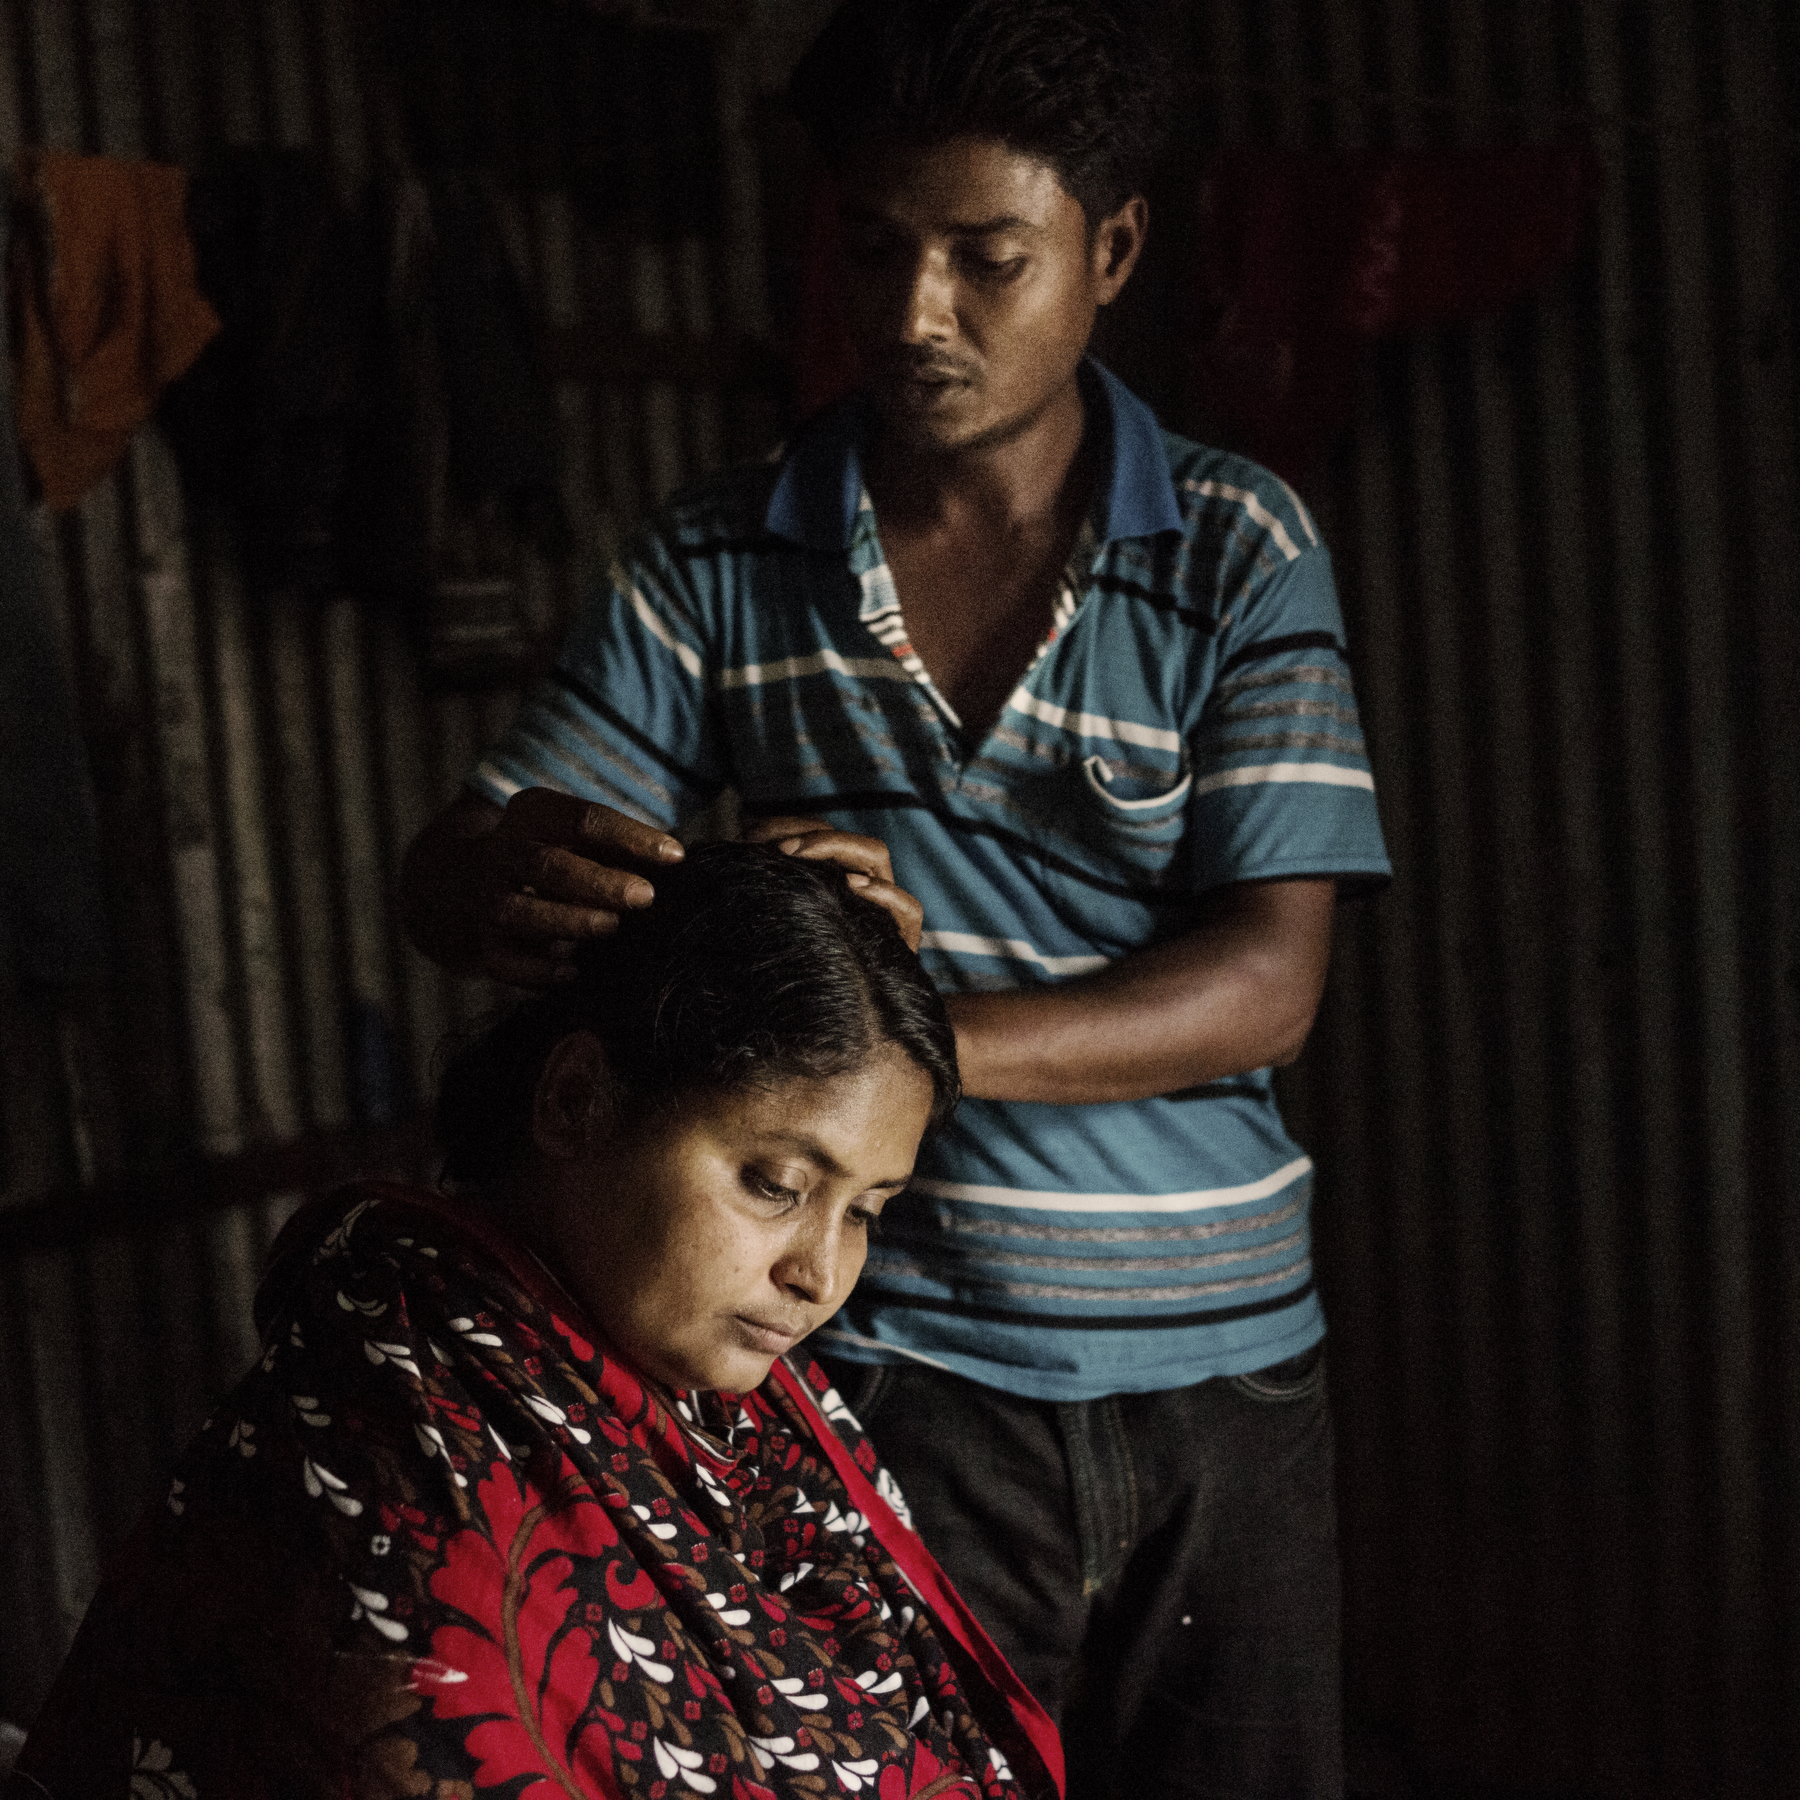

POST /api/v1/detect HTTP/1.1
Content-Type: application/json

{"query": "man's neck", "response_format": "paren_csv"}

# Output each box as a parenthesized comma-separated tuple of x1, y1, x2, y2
(854, 369, 1102, 745)
(863, 372, 1093, 538)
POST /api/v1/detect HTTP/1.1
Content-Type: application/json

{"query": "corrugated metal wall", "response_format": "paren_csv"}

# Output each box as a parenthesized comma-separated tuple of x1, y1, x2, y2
(2, 2, 1795, 1796)
(0, 0, 799, 1733)
(1129, 2, 1799, 1796)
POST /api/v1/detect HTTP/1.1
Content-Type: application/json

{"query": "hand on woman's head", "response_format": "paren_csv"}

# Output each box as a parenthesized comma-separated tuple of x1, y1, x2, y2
(436, 840, 958, 1390)
(742, 815, 925, 952)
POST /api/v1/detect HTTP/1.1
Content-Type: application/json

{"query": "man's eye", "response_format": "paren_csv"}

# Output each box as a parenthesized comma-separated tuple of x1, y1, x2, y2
(848, 1205, 883, 1236)
(962, 252, 1025, 280)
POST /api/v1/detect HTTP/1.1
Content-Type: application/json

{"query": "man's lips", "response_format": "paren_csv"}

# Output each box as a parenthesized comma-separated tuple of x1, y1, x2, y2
(876, 359, 978, 400)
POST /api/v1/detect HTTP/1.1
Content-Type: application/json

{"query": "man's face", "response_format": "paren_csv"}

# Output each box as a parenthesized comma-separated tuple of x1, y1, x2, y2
(835, 136, 1143, 456)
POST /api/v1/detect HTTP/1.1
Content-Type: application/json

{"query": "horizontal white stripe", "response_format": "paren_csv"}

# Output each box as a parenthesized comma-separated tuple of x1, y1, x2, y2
(856, 557, 902, 624)
(918, 930, 1110, 976)
(473, 763, 524, 801)
(863, 1257, 1313, 1306)
(812, 1327, 952, 1373)
(1007, 687, 1182, 753)
(1192, 762, 1375, 797)
(909, 1154, 1314, 1215)
(1273, 474, 1321, 547)
(866, 1231, 1306, 1281)
(1184, 479, 1303, 562)
(630, 587, 702, 679)
(718, 648, 914, 690)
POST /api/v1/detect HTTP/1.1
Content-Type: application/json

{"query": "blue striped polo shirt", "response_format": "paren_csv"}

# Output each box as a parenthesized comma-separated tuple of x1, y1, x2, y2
(472, 361, 1390, 1401)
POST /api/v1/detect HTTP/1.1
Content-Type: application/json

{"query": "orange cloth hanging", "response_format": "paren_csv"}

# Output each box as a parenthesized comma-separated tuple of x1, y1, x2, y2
(9, 150, 220, 510)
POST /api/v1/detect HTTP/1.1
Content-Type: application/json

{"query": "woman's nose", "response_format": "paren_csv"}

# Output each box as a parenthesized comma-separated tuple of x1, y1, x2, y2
(777, 1216, 850, 1307)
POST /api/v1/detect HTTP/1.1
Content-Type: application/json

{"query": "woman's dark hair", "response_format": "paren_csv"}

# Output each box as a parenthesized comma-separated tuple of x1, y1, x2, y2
(786, 0, 1178, 225)
(436, 841, 959, 1184)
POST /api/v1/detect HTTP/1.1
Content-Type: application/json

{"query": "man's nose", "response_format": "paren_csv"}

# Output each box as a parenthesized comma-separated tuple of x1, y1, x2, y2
(897, 248, 957, 345)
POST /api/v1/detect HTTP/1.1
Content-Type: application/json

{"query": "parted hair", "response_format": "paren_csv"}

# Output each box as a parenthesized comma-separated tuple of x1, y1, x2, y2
(435, 840, 960, 1184)
(786, 0, 1179, 223)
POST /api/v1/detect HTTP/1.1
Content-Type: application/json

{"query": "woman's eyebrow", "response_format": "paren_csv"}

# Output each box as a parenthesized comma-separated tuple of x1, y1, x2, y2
(754, 1131, 845, 1174)
(754, 1132, 914, 1189)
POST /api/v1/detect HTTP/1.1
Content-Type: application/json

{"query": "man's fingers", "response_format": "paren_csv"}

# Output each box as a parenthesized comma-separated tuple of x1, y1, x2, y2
(489, 891, 627, 943)
(569, 800, 684, 865)
(504, 841, 656, 913)
(760, 825, 896, 884)
(744, 814, 837, 845)
(503, 787, 683, 868)
(747, 816, 910, 932)
(476, 791, 683, 989)
(841, 875, 924, 953)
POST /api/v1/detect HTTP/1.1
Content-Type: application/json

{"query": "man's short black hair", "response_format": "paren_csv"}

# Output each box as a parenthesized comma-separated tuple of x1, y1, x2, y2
(787, 0, 1178, 224)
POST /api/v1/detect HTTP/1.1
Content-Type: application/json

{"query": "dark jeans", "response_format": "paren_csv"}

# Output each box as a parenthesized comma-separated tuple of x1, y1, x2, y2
(818, 1347, 1342, 1800)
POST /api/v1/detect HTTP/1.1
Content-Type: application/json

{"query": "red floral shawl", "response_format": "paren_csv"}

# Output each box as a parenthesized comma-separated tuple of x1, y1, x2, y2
(14, 1182, 1062, 1800)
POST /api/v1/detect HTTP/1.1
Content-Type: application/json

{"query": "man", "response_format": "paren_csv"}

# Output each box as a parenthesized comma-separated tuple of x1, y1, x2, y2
(400, 3, 1390, 1793)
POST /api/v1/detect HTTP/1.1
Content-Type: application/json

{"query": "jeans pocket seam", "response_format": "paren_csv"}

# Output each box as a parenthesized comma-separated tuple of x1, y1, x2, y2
(1229, 1357, 1326, 1404)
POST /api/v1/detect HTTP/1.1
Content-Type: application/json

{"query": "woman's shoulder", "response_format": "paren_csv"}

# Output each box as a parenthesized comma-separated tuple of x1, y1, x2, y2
(255, 1179, 577, 1339)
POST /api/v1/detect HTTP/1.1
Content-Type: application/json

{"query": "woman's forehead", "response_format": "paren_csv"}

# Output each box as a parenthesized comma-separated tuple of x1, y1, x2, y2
(663, 1053, 934, 1164)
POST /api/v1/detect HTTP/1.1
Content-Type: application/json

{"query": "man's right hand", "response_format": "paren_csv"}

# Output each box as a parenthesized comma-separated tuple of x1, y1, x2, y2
(400, 788, 684, 990)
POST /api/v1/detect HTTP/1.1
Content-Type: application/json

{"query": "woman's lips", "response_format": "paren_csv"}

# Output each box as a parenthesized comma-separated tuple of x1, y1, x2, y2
(733, 1315, 805, 1355)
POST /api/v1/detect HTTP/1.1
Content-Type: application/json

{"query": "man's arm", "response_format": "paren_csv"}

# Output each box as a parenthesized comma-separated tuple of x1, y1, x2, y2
(398, 793, 500, 976)
(400, 790, 927, 988)
(398, 790, 686, 988)
(943, 877, 1336, 1104)
(742, 817, 1337, 1105)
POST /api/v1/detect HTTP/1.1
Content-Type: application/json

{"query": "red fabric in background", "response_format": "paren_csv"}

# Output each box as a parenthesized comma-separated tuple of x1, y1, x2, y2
(794, 172, 861, 420)
(1187, 144, 1601, 483)
(787, 145, 1598, 485)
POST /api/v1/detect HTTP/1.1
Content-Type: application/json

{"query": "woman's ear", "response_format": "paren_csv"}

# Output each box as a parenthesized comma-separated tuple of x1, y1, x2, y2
(532, 1030, 613, 1161)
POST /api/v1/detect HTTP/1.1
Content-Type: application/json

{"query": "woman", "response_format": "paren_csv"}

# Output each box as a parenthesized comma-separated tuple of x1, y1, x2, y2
(12, 844, 1061, 1800)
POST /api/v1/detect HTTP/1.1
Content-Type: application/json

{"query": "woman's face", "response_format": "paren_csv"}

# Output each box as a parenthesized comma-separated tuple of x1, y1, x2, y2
(541, 1041, 935, 1393)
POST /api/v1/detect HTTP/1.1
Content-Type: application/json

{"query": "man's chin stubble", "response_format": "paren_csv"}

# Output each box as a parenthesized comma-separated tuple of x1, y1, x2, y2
(873, 389, 1061, 460)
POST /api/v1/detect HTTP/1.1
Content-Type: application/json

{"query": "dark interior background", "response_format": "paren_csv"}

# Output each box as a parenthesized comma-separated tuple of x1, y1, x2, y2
(1, 3, 1795, 1796)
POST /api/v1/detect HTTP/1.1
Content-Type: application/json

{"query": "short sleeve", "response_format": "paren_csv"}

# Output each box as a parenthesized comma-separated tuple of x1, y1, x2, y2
(1183, 544, 1391, 894)
(469, 529, 729, 831)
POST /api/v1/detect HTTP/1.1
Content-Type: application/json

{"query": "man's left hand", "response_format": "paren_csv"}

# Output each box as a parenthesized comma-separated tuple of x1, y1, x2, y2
(743, 816, 925, 953)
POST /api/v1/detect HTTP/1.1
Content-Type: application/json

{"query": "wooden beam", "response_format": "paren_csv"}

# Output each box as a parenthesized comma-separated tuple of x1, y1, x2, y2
(0, 1115, 436, 1252)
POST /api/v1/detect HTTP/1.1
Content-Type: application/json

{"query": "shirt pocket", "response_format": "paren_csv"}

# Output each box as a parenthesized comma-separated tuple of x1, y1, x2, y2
(1029, 752, 1192, 894)
(1080, 753, 1192, 824)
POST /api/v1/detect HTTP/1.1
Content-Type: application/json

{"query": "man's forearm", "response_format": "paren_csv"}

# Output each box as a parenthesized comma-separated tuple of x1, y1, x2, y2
(945, 878, 1336, 1105)
(398, 795, 502, 975)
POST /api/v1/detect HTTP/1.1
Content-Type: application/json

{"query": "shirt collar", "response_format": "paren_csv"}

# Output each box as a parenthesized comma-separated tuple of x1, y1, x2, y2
(763, 357, 1183, 551)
